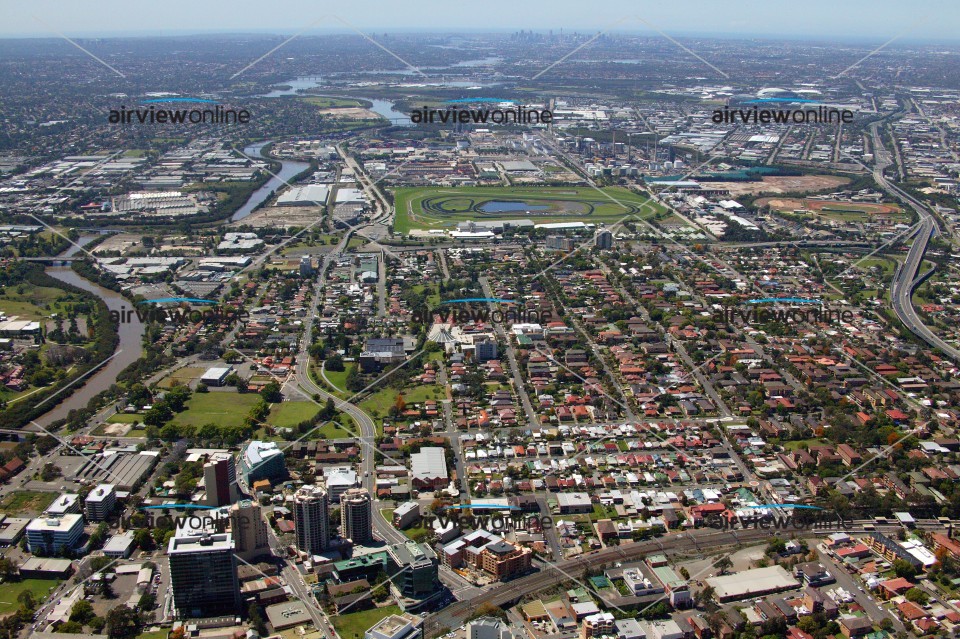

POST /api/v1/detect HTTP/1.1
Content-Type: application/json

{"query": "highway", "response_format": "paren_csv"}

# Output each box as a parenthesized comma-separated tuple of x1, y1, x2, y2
(869, 122, 960, 364)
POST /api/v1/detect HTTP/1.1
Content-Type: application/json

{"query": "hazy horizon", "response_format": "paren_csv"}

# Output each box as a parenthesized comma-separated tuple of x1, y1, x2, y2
(5, 0, 958, 41)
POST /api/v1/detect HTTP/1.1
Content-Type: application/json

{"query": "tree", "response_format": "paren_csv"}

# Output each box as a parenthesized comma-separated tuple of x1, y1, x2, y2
(133, 528, 155, 551)
(248, 603, 267, 636)
(165, 386, 192, 412)
(90, 555, 115, 572)
(40, 462, 62, 482)
(892, 559, 918, 580)
(17, 590, 37, 611)
(766, 537, 787, 555)
(57, 621, 84, 633)
(325, 354, 345, 372)
(137, 593, 156, 611)
(0, 557, 18, 581)
(70, 599, 95, 624)
(795, 617, 817, 634)
(105, 605, 140, 639)
(713, 556, 733, 575)
(904, 587, 928, 605)
(695, 584, 716, 607)
(144, 403, 173, 426)
(261, 381, 283, 403)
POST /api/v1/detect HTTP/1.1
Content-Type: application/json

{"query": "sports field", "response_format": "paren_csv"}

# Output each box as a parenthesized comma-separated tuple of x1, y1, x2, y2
(393, 186, 664, 233)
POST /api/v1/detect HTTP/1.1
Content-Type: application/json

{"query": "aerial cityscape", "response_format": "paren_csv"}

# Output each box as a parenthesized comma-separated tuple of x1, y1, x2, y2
(2, 3, 960, 639)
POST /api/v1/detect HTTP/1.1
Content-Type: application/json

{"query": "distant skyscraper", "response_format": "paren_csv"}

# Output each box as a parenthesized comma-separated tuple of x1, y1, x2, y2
(230, 499, 270, 561)
(168, 532, 240, 618)
(293, 485, 330, 555)
(595, 230, 613, 249)
(204, 453, 239, 507)
(340, 487, 373, 544)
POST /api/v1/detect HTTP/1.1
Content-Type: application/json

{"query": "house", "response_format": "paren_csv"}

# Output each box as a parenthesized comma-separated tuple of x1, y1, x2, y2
(837, 617, 873, 638)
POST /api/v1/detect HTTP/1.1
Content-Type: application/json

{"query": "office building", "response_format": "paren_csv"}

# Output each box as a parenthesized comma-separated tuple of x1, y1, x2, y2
(365, 613, 423, 639)
(341, 487, 373, 544)
(475, 339, 498, 362)
(594, 230, 613, 249)
(239, 440, 286, 485)
(168, 532, 241, 617)
(293, 485, 330, 555)
(265, 601, 312, 631)
(26, 515, 84, 554)
(392, 502, 421, 530)
(325, 467, 359, 503)
(84, 484, 117, 521)
(387, 541, 440, 609)
(230, 500, 270, 561)
(45, 493, 81, 517)
(299, 255, 315, 276)
(359, 338, 407, 373)
(545, 236, 576, 251)
(468, 618, 513, 639)
(204, 453, 239, 507)
(102, 530, 136, 558)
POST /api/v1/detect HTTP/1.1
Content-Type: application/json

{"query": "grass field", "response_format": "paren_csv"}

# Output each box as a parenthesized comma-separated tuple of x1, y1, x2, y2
(0, 282, 65, 320)
(782, 438, 828, 451)
(313, 420, 354, 439)
(172, 392, 261, 429)
(322, 363, 356, 394)
(107, 413, 144, 424)
(157, 367, 205, 389)
(858, 257, 897, 277)
(301, 96, 366, 108)
(332, 605, 402, 639)
(0, 491, 57, 515)
(0, 579, 61, 614)
(359, 385, 442, 416)
(393, 185, 664, 233)
(269, 401, 321, 428)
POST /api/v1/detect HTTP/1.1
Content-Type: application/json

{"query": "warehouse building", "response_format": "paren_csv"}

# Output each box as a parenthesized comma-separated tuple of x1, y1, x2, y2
(705, 565, 799, 602)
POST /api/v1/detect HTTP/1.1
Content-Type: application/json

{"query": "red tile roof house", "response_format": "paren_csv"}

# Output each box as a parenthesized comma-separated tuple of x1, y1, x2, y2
(877, 577, 913, 600)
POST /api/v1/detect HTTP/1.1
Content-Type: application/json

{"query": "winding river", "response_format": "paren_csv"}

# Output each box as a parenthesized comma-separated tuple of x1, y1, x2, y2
(33, 237, 145, 428)
(231, 141, 310, 221)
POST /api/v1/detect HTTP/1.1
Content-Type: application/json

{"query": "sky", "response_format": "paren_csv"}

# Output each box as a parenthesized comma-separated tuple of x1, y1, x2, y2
(3, 0, 959, 41)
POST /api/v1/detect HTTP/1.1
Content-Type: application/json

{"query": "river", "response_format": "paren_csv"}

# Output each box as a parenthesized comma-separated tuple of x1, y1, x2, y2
(258, 80, 412, 126)
(33, 237, 145, 428)
(231, 142, 310, 221)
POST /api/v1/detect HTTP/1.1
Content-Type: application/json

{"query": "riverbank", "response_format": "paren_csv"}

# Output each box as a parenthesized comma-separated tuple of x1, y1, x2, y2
(8, 238, 146, 430)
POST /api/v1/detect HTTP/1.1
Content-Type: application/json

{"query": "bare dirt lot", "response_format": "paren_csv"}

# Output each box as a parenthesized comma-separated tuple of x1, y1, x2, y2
(317, 107, 382, 120)
(699, 175, 850, 196)
(754, 197, 900, 215)
(229, 205, 323, 229)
